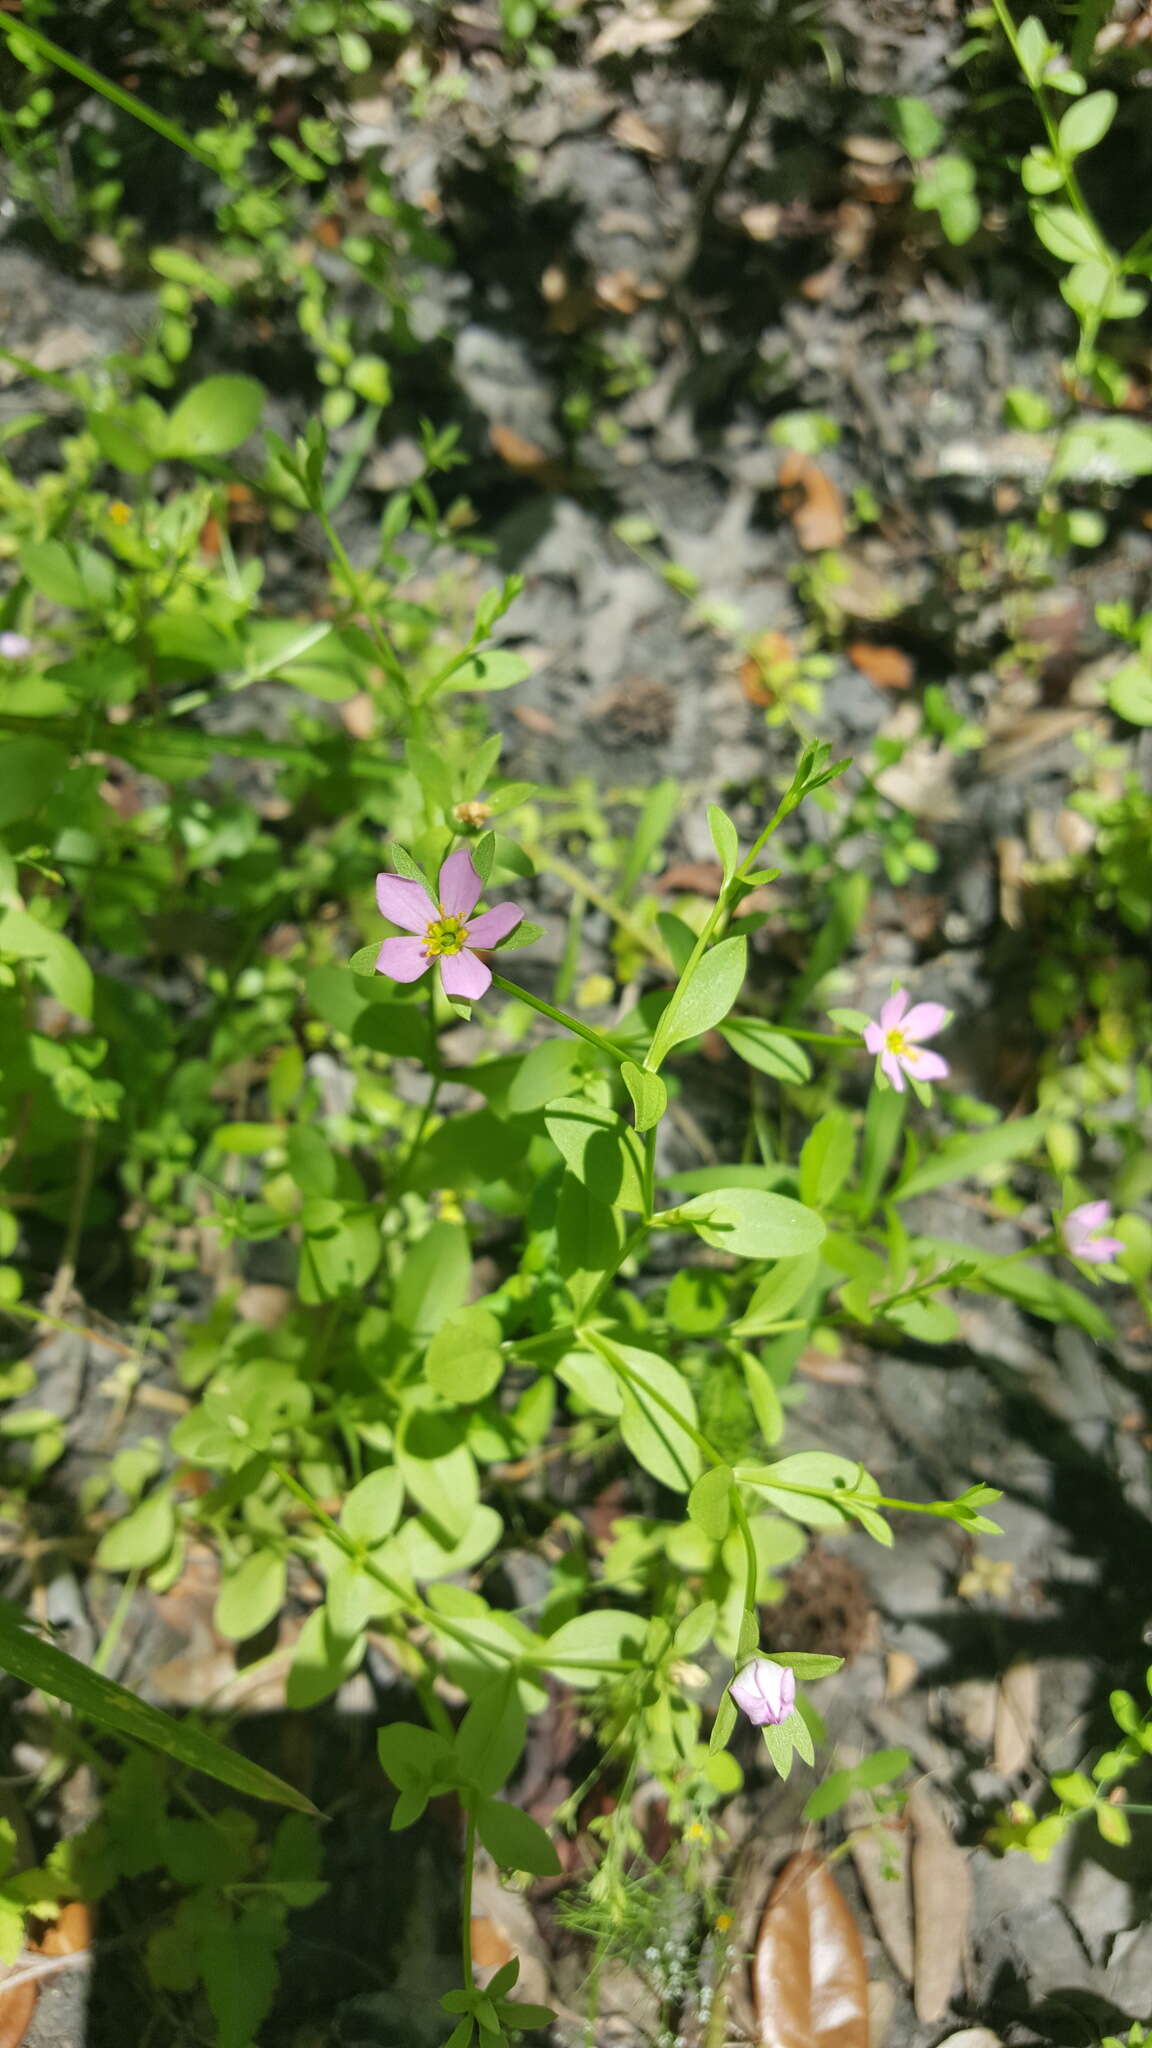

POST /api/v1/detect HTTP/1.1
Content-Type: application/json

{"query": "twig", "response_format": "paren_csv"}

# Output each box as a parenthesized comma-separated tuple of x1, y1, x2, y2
(0, 1947, 91, 1997)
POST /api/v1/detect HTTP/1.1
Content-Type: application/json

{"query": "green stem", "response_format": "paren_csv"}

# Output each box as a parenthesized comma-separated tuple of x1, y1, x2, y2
(0, 16, 221, 169)
(731, 1496, 759, 1617)
(489, 973, 627, 1065)
(460, 1808, 477, 1988)
(585, 1332, 722, 1467)
(313, 503, 411, 708)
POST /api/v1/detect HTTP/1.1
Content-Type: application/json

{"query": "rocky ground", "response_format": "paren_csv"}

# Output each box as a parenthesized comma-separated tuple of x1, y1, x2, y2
(3, 0, 1152, 2041)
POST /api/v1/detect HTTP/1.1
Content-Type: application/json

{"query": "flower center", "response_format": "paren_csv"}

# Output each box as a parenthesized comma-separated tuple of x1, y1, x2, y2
(424, 914, 469, 957)
(885, 1028, 909, 1057)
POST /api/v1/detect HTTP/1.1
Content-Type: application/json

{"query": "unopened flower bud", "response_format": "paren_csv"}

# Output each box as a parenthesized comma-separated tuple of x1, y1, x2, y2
(453, 800, 493, 829)
(730, 1655, 796, 1727)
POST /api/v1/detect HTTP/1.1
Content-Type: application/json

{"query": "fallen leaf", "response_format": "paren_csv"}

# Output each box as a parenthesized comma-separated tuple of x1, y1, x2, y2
(847, 642, 914, 692)
(655, 861, 724, 895)
(846, 1797, 913, 1982)
(512, 705, 559, 737)
(595, 270, 643, 315)
(590, 0, 712, 61)
(909, 1782, 970, 2023)
(35, 1902, 92, 1957)
(994, 1662, 1039, 1778)
(778, 452, 846, 551)
(489, 424, 552, 474)
(885, 1651, 918, 1700)
(752, 1850, 870, 2047)
(741, 630, 798, 706)
(0, 1979, 37, 2048)
(609, 109, 668, 157)
(741, 203, 783, 241)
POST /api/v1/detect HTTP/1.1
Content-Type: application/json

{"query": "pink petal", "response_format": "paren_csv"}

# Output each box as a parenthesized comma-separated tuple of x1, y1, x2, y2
(376, 936, 430, 983)
(439, 947, 492, 1000)
(1071, 1200, 1111, 1230)
(1094, 1236, 1126, 1261)
(902, 1002, 949, 1043)
(465, 903, 522, 949)
(906, 1048, 949, 1083)
(863, 1022, 884, 1055)
(376, 873, 436, 933)
(878, 989, 909, 1032)
(438, 847, 484, 919)
(879, 1049, 906, 1091)
(1076, 1238, 1114, 1265)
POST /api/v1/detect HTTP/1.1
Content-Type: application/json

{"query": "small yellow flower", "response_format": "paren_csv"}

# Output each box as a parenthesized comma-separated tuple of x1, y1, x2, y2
(108, 500, 132, 525)
(715, 1912, 732, 1934)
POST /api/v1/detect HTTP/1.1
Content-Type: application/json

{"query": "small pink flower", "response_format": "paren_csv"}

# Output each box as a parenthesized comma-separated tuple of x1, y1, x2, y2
(730, 1656, 796, 1727)
(863, 988, 950, 1093)
(1061, 1201, 1124, 1267)
(375, 847, 524, 1002)
(0, 631, 32, 660)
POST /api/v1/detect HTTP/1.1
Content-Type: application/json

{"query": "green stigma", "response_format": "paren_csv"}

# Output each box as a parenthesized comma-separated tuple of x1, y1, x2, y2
(424, 914, 469, 957)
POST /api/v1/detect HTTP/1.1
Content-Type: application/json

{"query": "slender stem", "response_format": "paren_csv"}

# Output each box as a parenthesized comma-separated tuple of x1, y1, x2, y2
(0, 15, 220, 169)
(460, 1808, 477, 1988)
(314, 503, 411, 707)
(731, 1496, 759, 1617)
(490, 973, 627, 1065)
(529, 848, 671, 966)
(45, 1117, 97, 1315)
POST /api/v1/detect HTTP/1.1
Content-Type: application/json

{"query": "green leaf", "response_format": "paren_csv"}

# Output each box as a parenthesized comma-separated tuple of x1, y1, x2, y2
(393, 1222, 471, 1339)
(719, 1019, 812, 1083)
(215, 1551, 286, 1642)
(537, 1610, 644, 1687)
(1030, 202, 1101, 264)
(650, 936, 747, 1065)
(895, 1114, 1046, 1198)
(377, 1721, 453, 1794)
(396, 1393, 479, 1541)
(95, 1488, 176, 1572)
(741, 1355, 784, 1444)
(669, 1189, 825, 1260)
(21, 539, 115, 612)
(621, 1061, 667, 1132)
(1057, 89, 1116, 157)
(284, 1608, 364, 1711)
(443, 651, 531, 693)
(888, 94, 943, 158)
(544, 1097, 647, 1211)
(456, 1674, 527, 1795)
(201, 1901, 282, 2048)
(1051, 416, 1152, 484)
(798, 1110, 856, 1208)
(1021, 147, 1063, 195)
(734, 1250, 820, 1334)
(341, 1467, 404, 1546)
(1108, 660, 1152, 725)
(688, 1465, 733, 1541)
(1016, 15, 1051, 87)
(596, 1338, 703, 1492)
(707, 805, 739, 884)
(555, 1180, 624, 1318)
(709, 1691, 738, 1754)
(426, 1307, 505, 1405)
(0, 738, 69, 827)
(474, 1798, 560, 1875)
(0, 907, 93, 1019)
(166, 375, 265, 457)
(0, 1609, 314, 1811)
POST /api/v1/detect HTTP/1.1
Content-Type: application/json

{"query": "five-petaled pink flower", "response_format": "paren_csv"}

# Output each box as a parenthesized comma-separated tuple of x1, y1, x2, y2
(863, 989, 950, 1093)
(1062, 1200, 1124, 1267)
(375, 847, 523, 1002)
(730, 1656, 796, 1727)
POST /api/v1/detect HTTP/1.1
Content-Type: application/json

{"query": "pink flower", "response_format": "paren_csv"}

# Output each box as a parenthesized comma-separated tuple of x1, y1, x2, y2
(730, 1656, 796, 1727)
(1061, 1201, 1124, 1266)
(375, 847, 523, 1002)
(0, 632, 32, 660)
(863, 988, 950, 1093)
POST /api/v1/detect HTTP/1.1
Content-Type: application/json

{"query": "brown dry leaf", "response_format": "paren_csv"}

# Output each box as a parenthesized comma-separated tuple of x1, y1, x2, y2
(778, 452, 846, 551)
(741, 630, 798, 706)
(995, 835, 1026, 929)
(846, 1798, 913, 1983)
(609, 109, 668, 157)
(847, 642, 914, 692)
(512, 705, 559, 737)
(590, 0, 712, 61)
(471, 1867, 551, 2006)
(885, 1651, 918, 1701)
(994, 1663, 1039, 1778)
(656, 860, 724, 896)
(751, 1850, 870, 2048)
(0, 1979, 37, 2048)
(489, 424, 552, 474)
(909, 1782, 970, 2023)
(35, 1902, 92, 1957)
(595, 270, 643, 315)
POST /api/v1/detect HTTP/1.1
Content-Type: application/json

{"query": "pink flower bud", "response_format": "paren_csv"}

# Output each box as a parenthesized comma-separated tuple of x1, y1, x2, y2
(730, 1655, 796, 1727)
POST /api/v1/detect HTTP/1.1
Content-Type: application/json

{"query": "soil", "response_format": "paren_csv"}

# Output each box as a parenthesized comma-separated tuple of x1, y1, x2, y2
(2, 0, 1152, 2043)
